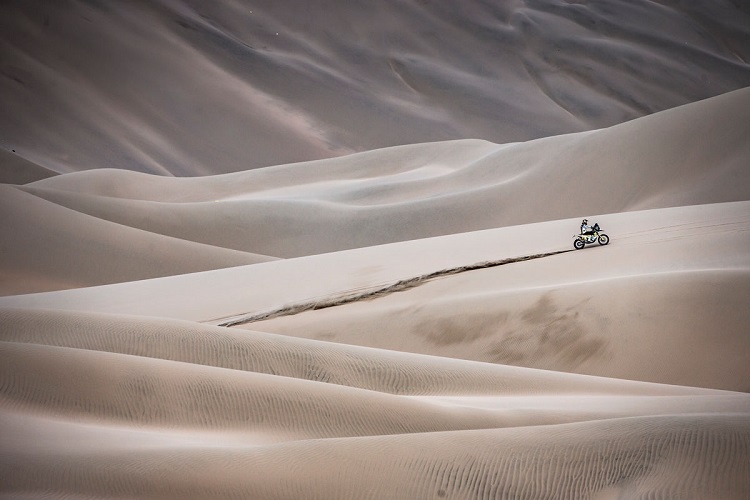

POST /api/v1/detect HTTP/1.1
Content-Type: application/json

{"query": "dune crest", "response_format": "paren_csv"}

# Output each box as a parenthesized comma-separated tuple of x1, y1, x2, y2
(1, 3, 749, 494)
(0, 88, 745, 285)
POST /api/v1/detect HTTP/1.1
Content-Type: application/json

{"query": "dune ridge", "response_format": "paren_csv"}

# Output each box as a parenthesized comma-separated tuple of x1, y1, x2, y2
(1, 307, 715, 398)
(2, 412, 749, 498)
(1, 9, 749, 493)
(0, 184, 275, 296)
(28, 90, 750, 257)
(2, 306, 749, 497)
(2, 189, 749, 496)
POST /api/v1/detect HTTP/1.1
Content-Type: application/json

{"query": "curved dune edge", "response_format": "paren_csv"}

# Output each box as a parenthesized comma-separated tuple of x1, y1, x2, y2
(2, 204, 749, 498)
(2, 412, 748, 498)
(5, 199, 740, 389)
(0, 184, 277, 296)
(1, 2, 749, 496)
(3, 281, 749, 498)
(2, 309, 749, 497)
(0, 91, 748, 500)
(246, 268, 750, 392)
(0, 149, 58, 185)
(2, 200, 747, 323)
(2, 200, 747, 393)
(0, 308, 721, 398)
(14, 88, 750, 260)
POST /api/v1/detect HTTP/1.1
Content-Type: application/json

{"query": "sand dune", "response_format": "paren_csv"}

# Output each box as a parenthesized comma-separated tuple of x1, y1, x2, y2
(0, 307, 718, 398)
(236, 201, 750, 391)
(7, 88, 748, 264)
(2, 209, 749, 494)
(3, 190, 748, 496)
(3, 411, 748, 498)
(249, 269, 750, 392)
(2, 307, 749, 497)
(0, 184, 275, 296)
(2, 193, 748, 386)
(2, 3, 750, 495)
(0, 149, 57, 185)
(3, 200, 745, 325)
(2, 0, 749, 175)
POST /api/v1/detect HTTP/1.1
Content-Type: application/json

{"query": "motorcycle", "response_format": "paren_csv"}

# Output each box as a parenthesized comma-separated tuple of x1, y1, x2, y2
(573, 222, 610, 250)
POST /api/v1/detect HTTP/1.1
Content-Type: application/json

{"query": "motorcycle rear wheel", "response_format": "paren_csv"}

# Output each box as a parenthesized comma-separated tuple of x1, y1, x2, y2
(574, 239, 585, 250)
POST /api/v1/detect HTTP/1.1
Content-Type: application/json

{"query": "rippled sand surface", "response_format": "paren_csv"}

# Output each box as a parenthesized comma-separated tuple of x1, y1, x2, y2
(1, 2, 750, 498)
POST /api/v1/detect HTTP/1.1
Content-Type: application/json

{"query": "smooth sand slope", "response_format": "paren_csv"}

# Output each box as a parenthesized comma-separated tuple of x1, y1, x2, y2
(2, 72, 750, 500)
(245, 203, 750, 392)
(0, 149, 57, 185)
(0, 184, 276, 296)
(2, 0, 749, 175)
(6, 198, 748, 390)
(2, 87, 746, 289)
(2, 195, 749, 496)
(2, 303, 750, 498)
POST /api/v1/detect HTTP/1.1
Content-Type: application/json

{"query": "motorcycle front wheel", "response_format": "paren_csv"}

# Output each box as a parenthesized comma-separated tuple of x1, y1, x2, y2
(574, 238, 585, 250)
(598, 234, 610, 245)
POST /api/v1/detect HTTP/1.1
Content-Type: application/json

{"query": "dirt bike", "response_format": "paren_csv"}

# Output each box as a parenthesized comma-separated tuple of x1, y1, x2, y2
(573, 223, 609, 250)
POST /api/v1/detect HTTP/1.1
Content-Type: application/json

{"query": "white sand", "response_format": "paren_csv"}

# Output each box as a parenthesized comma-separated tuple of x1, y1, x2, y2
(2, 88, 750, 496)
(1, 3, 750, 497)
(9, 87, 746, 263)
(0, 184, 276, 295)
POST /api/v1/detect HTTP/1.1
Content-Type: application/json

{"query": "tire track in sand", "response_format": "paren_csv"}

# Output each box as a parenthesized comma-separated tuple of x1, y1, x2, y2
(217, 250, 573, 328)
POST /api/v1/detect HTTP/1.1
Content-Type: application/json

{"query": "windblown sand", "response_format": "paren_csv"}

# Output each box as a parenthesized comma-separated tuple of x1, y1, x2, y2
(2, 86, 750, 497)
(2, 1, 750, 497)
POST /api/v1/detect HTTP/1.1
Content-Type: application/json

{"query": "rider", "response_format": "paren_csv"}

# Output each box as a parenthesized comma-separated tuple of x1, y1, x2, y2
(580, 219, 594, 235)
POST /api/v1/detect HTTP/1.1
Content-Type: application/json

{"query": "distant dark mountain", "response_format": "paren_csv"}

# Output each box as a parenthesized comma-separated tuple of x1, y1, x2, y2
(1, 0, 749, 175)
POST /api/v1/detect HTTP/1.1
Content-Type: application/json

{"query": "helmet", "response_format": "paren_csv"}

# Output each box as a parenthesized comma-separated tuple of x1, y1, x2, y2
(582, 219, 588, 225)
